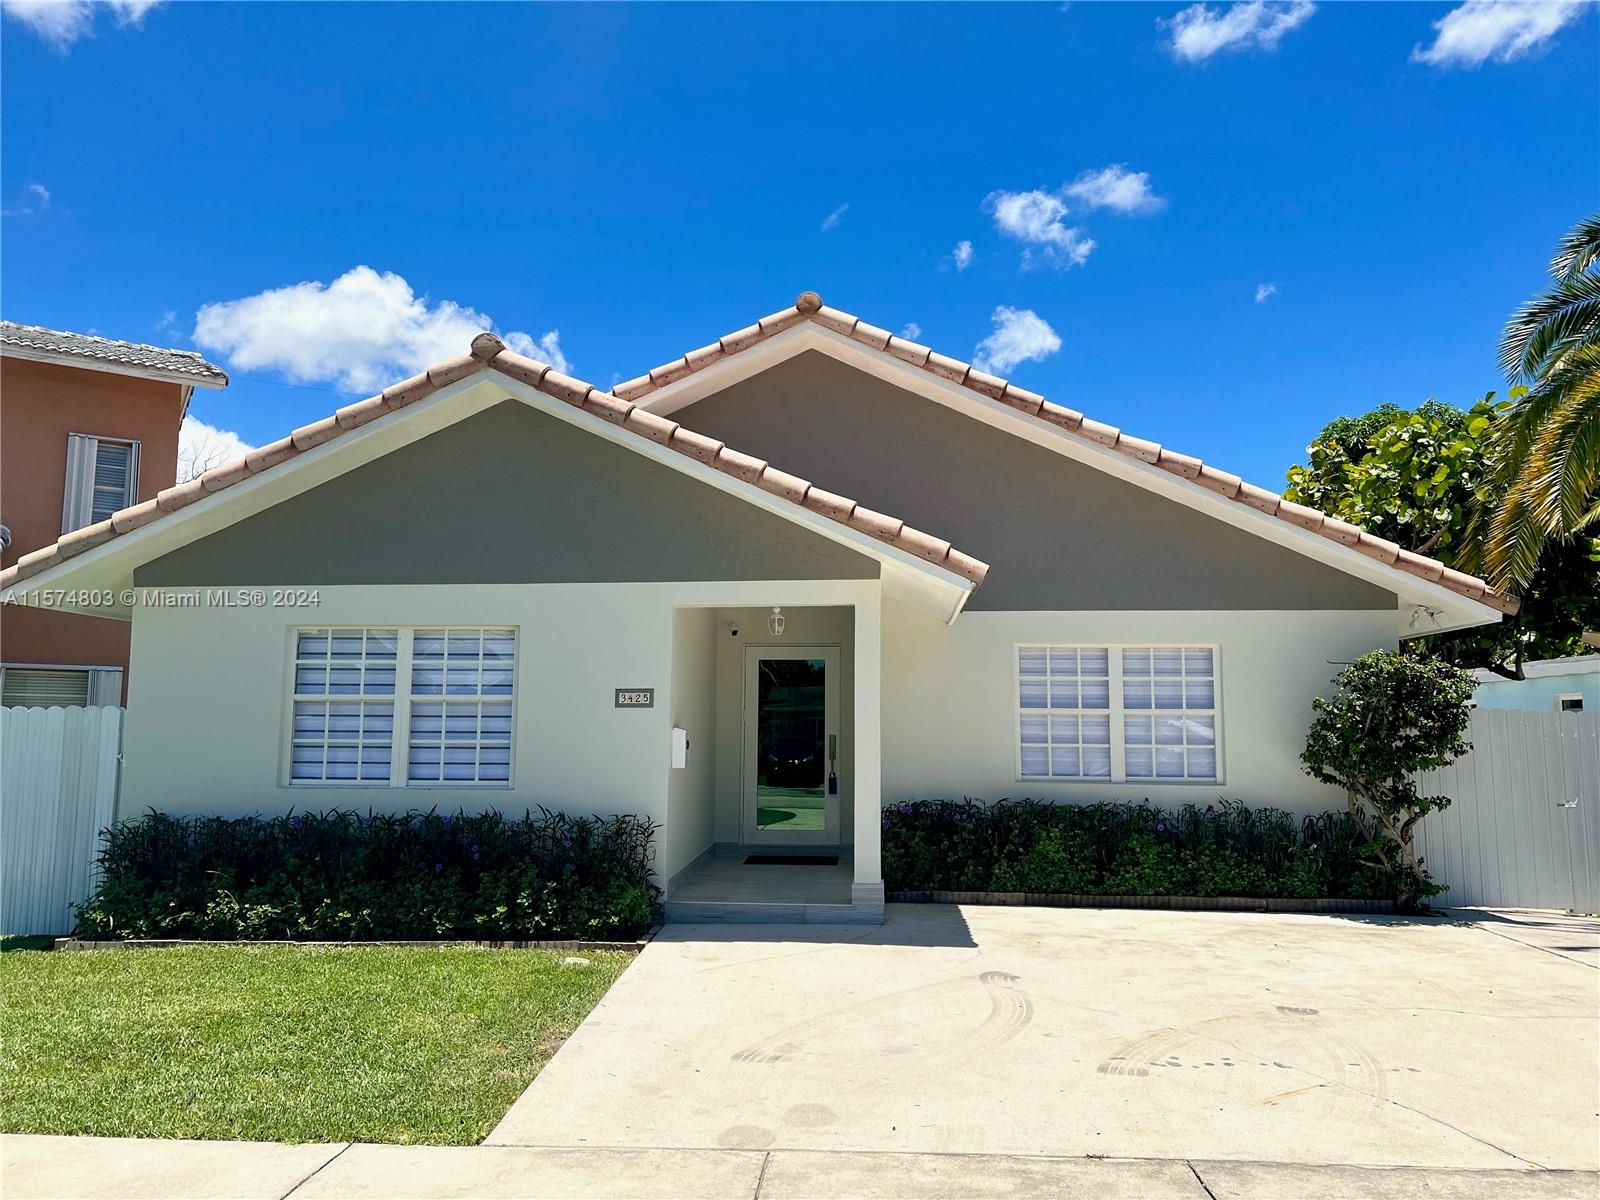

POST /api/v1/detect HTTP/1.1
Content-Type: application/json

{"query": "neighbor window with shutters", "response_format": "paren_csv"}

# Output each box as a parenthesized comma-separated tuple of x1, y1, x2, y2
(287, 627, 516, 786)
(0, 665, 123, 708)
(1017, 645, 1220, 783)
(61, 434, 141, 534)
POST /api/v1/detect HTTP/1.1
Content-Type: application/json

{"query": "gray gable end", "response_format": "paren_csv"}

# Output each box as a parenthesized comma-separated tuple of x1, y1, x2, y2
(136, 400, 879, 586)
(669, 351, 1395, 611)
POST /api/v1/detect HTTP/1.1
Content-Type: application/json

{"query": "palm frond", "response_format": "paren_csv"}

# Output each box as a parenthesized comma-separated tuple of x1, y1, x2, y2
(1549, 212, 1600, 282)
(1541, 368, 1600, 532)
(1480, 347, 1600, 589)
(1482, 477, 1550, 591)
(1498, 272, 1600, 382)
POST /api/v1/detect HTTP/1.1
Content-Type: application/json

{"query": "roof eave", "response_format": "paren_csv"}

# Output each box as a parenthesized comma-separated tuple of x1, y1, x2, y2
(1, 343, 229, 390)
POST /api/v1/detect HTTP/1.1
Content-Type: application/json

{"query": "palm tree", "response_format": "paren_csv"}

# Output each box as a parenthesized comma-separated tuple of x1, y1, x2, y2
(1478, 214, 1600, 590)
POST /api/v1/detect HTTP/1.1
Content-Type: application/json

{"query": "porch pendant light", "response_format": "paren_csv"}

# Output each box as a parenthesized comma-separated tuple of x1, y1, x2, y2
(767, 606, 786, 637)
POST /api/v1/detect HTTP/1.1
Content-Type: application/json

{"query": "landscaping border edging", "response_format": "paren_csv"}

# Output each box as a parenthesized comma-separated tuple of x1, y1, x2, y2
(886, 891, 1395, 914)
(53, 928, 661, 953)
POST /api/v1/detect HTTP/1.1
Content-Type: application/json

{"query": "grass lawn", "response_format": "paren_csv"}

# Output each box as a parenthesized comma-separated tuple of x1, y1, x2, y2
(0, 943, 632, 1145)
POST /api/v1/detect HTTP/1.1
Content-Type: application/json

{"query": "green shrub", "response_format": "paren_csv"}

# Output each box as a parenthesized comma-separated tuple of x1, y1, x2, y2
(881, 798, 1398, 900)
(75, 808, 660, 941)
(1303, 649, 1476, 910)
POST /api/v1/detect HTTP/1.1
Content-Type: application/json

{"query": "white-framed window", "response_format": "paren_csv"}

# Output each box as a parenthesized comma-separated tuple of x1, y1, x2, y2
(1017, 644, 1221, 784)
(1018, 647, 1111, 779)
(286, 626, 516, 787)
(1555, 693, 1585, 713)
(407, 629, 515, 784)
(62, 433, 140, 533)
(289, 629, 398, 784)
(1121, 647, 1218, 781)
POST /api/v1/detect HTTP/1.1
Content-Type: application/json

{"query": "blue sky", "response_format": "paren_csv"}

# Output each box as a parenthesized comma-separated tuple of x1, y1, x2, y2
(3, 1, 1595, 487)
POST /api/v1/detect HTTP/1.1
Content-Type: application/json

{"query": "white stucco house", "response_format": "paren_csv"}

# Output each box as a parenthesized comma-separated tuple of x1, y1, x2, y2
(0, 293, 1518, 922)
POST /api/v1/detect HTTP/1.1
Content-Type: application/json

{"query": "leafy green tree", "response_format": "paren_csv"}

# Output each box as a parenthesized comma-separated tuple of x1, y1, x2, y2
(1481, 213, 1600, 589)
(1286, 398, 1600, 678)
(1288, 397, 1504, 560)
(1301, 651, 1476, 911)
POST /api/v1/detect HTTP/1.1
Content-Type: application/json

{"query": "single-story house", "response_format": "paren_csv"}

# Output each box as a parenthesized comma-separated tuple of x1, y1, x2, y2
(0, 293, 1517, 922)
(1473, 655, 1597, 713)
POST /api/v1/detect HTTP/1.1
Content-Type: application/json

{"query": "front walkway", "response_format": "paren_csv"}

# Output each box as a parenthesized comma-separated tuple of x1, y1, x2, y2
(5, 1134, 1596, 1199)
(489, 905, 1600, 1171)
(665, 848, 878, 923)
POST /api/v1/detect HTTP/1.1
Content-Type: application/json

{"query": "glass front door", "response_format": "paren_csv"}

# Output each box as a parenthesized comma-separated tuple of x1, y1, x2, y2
(743, 645, 840, 843)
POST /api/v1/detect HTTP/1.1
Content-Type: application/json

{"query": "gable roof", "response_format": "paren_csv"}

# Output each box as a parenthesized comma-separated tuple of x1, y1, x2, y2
(615, 292, 1518, 616)
(0, 334, 987, 597)
(1, 321, 229, 389)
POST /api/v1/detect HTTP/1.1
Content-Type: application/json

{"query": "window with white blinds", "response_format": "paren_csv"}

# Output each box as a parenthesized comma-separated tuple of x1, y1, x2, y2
(287, 627, 516, 786)
(1018, 648, 1112, 779)
(1121, 647, 1218, 781)
(407, 629, 515, 784)
(61, 434, 140, 533)
(1017, 645, 1220, 783)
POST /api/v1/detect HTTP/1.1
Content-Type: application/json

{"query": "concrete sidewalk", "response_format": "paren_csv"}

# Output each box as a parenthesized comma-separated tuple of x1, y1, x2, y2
(4, 1135, 1597, 1200)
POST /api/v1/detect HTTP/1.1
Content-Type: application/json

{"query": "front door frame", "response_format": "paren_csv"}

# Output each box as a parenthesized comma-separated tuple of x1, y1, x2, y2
(741, 643, 842, 845)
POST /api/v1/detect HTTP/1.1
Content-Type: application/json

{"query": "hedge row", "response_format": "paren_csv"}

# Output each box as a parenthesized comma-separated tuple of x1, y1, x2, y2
(75, 808, 660, 941)
(882, 798, 1398, 900)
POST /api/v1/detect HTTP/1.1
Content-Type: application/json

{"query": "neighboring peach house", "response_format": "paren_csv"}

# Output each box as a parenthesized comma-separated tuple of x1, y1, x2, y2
(0, 293, 1515, 923)
(0, 322, 228, 705)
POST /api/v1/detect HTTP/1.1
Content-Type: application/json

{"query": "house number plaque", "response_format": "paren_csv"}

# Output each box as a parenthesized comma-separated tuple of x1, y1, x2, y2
(614, 689, 655, 708)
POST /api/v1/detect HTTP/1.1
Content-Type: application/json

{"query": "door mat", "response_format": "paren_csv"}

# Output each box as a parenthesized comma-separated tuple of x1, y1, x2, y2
(744, 854, 840, 866)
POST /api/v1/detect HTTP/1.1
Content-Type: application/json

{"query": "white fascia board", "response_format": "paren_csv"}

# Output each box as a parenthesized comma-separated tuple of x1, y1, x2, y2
(6, 371, 973, 623)
(639, 325, 1503, 633)
(1, 344, 228, 391)
(1514, 656, 1600, 679)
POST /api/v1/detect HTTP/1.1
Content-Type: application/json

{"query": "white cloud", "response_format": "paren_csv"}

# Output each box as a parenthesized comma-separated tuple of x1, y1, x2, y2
(1, 0, 162, 50)
(1160, 0, 1316, 62)
(1063, 165, 1165, 214)
(820, 203, 849, 232)
(503, 330, 568, 370)
(973, 306, 1062, 374)
(1255, 282, 1277, 303)
(951, 240, 974, 271)
(193, 265, 568, 394)
(1411, 1, 1587, 68)
(177, 415, 255, 483)
(900, 322, 923, 340)
(2, 181, 51, 217)
(986, 189, 1096, 270)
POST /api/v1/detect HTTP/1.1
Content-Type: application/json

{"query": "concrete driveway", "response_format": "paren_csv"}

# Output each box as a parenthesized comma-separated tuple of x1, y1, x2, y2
(489, 904, 1599, 1172)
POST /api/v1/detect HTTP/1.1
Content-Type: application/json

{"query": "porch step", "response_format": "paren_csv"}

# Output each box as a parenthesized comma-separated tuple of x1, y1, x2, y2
(663, 899, 885, 925)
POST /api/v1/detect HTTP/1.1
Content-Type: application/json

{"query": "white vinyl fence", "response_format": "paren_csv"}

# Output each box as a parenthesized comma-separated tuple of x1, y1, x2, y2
(1, 706, 124, 936)
(1413, 709, 1600, 913)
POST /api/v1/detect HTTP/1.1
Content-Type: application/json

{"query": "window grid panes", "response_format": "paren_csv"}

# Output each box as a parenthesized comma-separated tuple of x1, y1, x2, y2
(290, 629, 397, 783)
(407, 628, 515, 784)
(1121, 647, 1217, 781)
(1018, 646, 1112, 779)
